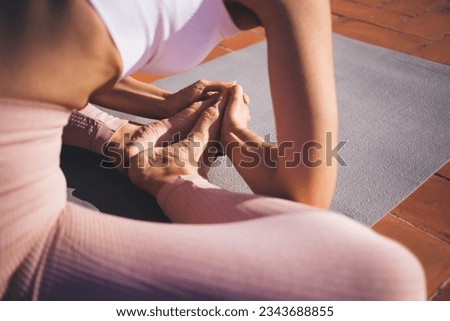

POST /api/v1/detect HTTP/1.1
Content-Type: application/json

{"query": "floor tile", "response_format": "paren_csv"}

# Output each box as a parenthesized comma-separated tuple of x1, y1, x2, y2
(333, 20, 427, 53)
(393, 6, 450, 40)
(380, 0, 447, 17)
(331, 0, 409, 28)
(131, 73, 165, 84)
(347, 0, 384, 7)
(432, 278, 450, 300)
(219, 31, 266, 51)
(373, 214, 450, 297)
(437, 160, 450, 179)
(391, 175, 450, 243)
(413, 35, 450, 65)
(442, 1, 450, 9)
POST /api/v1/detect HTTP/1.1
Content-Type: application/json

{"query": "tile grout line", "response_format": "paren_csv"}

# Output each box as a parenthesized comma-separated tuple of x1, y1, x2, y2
(332, 1, 450, 47)
(430, 276, 450, 300)
(389, 212, 450, 245)
(344, 0, 399, 12)
(435, 173, 450, 181)
(410, 40, 435, 54)
(331, 14, 437, 43)
(341, 0, 443, 18)
(374, 168, 446, 229)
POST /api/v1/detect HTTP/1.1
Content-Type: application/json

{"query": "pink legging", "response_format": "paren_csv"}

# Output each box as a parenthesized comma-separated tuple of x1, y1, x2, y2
(0, 100, 426, 300)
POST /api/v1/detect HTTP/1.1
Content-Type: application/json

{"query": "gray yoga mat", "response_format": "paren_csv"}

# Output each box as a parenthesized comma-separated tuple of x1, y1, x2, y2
(61, 34, 450, 226)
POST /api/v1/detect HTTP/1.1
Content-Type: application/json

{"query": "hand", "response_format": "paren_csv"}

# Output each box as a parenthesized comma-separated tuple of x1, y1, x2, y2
(161, 79, 236, 118)
(127, 93, 226, 156)
(105, 94, 225, 174)
(128, 94, 227, 197)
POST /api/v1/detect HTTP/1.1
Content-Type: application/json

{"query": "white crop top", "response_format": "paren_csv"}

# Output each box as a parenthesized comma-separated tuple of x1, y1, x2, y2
(89, 0, 240, 79)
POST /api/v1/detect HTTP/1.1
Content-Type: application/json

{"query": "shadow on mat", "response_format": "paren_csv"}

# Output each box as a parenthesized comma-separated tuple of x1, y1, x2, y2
(60, 145, 169, 223)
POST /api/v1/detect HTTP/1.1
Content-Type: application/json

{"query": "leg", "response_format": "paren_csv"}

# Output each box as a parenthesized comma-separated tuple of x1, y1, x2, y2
(2, 101, 424, 300)
(122, 126, 424, 300)
(25, 201, 424, 300)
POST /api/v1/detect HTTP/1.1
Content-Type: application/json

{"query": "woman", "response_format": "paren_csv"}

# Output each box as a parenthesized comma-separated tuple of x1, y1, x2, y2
(0, 0, 425, 299)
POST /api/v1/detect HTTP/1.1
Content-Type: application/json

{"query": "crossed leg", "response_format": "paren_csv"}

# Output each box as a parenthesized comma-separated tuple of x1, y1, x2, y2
(19, 187, 424, 300)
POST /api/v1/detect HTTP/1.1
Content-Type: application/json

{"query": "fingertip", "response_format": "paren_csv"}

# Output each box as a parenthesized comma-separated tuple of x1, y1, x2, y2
(228, 85, 243, 99)
(224, 80, 237, 87)
(243, 94, 250, 106)
(216, 91, 230, 110)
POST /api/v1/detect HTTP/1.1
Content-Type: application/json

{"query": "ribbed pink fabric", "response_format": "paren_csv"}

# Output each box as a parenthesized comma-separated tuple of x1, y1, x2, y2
(0, 99, 426, 300)
(62, 104, 128, 154)
(0, 99, 69, 298)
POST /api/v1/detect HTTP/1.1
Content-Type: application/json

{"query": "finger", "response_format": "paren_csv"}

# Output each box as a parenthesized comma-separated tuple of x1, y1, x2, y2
(205, 90, 229, 143)
(200, 91, 218, 101)
(193, 79, 237, 93)
(180, 79, 236, 103)
(178, 93, 227, 162)
(191, 93, 226, 141)
(228, 84, 245, 107)
(199, 91, 229, 171)
(163, 94, 222, 144)
(129, 94, 220, 153)
(243, 93, 250, 106)
(168, 94, 218, 125)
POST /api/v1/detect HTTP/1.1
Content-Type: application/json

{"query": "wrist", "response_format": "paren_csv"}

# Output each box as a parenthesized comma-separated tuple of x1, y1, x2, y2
(220, 127, 245, 158)
(221, 125, 249, 145)
(104, 122, 141, 173)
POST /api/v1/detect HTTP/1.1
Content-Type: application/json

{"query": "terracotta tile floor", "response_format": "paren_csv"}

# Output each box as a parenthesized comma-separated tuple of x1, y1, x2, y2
(133, 0, 450, 300)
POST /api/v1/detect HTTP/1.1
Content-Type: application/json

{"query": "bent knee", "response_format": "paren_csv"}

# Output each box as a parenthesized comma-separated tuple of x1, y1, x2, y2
(252, 214, 426, 300)
(355, 238, 426, 300)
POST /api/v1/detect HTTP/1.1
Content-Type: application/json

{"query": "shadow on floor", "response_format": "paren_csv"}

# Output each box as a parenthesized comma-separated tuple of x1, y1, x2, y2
(60, 145, 169, 223)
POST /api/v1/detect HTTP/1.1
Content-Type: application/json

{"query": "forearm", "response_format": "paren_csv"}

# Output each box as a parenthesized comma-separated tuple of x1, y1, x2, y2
(264, 1, 338, 136)
(271, 1, 338, 208)
(156, 175, 317, 224)
(223, 128, 288, 198)
(235, 0, 339, 208)
(90, 76, 172, 119)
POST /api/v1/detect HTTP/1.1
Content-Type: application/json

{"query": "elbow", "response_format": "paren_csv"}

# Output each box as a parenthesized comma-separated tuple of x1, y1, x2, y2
(275, 167, 337, 209)
(283, 187, 334, 210)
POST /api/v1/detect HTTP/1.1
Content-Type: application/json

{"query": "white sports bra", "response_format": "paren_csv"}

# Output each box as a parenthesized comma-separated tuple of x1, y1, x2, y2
(89, 0, 240, 79)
